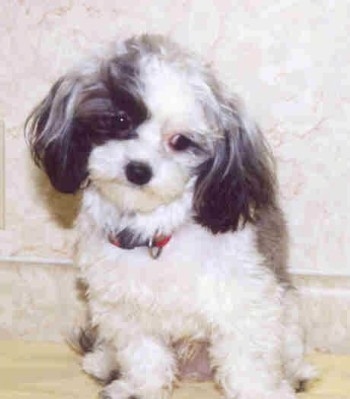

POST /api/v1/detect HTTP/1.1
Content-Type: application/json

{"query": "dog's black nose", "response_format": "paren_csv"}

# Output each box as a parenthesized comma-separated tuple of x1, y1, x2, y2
(125, 161, 152, 185)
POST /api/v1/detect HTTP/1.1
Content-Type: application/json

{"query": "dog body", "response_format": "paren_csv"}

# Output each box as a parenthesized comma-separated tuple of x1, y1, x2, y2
(26, 35, 313, 399)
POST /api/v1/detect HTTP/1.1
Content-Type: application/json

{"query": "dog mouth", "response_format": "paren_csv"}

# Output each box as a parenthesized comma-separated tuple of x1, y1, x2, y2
(92, 177, 188, 213)
(89, 158, 191, 213)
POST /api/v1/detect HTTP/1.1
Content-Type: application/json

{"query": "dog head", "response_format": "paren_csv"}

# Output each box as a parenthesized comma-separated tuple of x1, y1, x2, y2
(26, 34, 276, 233)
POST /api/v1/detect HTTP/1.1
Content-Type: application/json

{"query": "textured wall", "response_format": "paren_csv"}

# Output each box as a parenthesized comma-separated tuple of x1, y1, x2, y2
(1, 0, 349, 272)
(1, 0, 350, 347)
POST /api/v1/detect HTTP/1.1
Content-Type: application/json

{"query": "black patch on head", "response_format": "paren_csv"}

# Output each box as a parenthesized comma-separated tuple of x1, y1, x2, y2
(26, 53, 148, 194)
(75, 82, 148, 146)
(194, 127, 276, 234)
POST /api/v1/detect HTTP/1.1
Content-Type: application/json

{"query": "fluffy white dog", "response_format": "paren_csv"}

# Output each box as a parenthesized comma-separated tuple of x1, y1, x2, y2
(26, 34, 314, 399)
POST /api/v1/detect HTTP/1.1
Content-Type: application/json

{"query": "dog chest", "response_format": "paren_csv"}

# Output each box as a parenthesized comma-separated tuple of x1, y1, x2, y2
(80, 223, 274, 334)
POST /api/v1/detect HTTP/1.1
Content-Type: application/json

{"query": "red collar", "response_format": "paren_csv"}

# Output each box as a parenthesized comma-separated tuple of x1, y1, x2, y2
(108, 229, 171, 259)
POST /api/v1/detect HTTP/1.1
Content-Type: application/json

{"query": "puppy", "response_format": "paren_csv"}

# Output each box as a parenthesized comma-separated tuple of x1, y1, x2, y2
(26, 34, 314, 399)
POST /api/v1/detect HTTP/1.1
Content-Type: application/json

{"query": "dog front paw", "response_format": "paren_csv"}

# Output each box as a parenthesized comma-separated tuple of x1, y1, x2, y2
(82, 347, 119, 384)
(292, 361, 318, 392)
(100, 392, 139, 399)
(100, 380, 170, 399)
(234, 381, 296, 399)
(100, 380, 134, 399)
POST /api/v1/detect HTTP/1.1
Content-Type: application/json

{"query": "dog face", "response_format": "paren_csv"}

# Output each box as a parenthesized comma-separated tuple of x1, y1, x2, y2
(26, 35, 276, 233)
(87, 58, 212, 213)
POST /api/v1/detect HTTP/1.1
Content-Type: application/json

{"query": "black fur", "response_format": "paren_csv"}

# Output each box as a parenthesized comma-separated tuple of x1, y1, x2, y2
(25, 78, 89, 193)
(25, 57, 147, 194)
(194, 123, 276, 234)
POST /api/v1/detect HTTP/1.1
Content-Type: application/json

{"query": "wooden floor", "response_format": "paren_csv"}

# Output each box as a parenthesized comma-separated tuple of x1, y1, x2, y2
(1, 340, 349, 399)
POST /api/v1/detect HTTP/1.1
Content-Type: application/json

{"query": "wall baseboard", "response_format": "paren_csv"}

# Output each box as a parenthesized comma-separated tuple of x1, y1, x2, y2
(1, 256, 350, 278)
(0, 120, 5, 230)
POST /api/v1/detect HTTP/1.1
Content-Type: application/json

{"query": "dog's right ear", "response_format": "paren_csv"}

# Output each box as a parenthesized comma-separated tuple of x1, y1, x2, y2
(25, 75, 90, 193)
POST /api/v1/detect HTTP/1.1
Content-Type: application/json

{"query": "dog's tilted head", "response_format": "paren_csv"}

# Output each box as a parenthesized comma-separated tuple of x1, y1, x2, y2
(26, 34, 276, 233)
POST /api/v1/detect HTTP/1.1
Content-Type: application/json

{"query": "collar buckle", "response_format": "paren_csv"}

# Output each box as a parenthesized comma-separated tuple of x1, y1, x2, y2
(148, 238, 163, 259)
(148, 232, 171, 259)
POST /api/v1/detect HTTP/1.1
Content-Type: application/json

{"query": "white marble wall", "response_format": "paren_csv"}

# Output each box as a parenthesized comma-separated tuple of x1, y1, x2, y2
(1, 0, 350, 348)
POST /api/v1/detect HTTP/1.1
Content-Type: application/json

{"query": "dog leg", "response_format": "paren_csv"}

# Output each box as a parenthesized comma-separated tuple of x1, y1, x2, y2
(282, 287, 317, 391)
(101, 334, 176, 399)
(209, 292, 297, 399)
(210, 333, 296, 399)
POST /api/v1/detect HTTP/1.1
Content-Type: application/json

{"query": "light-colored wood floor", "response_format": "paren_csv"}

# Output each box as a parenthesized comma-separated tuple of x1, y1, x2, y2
(1, 340, 349, 399)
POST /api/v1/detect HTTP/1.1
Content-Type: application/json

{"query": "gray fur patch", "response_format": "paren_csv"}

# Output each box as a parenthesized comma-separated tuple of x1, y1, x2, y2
(256, 206, 291, 285)
(104, 369, 121, 385)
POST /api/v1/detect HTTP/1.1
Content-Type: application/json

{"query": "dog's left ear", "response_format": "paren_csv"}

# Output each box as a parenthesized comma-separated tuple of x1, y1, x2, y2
(194, 99, 276, 234)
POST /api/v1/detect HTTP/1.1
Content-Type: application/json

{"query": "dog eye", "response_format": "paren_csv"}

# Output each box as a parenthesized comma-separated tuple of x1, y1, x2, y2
(168, 134, 194, 151)
(93, 111, 133, 138)
(115, 110, 131, 131)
